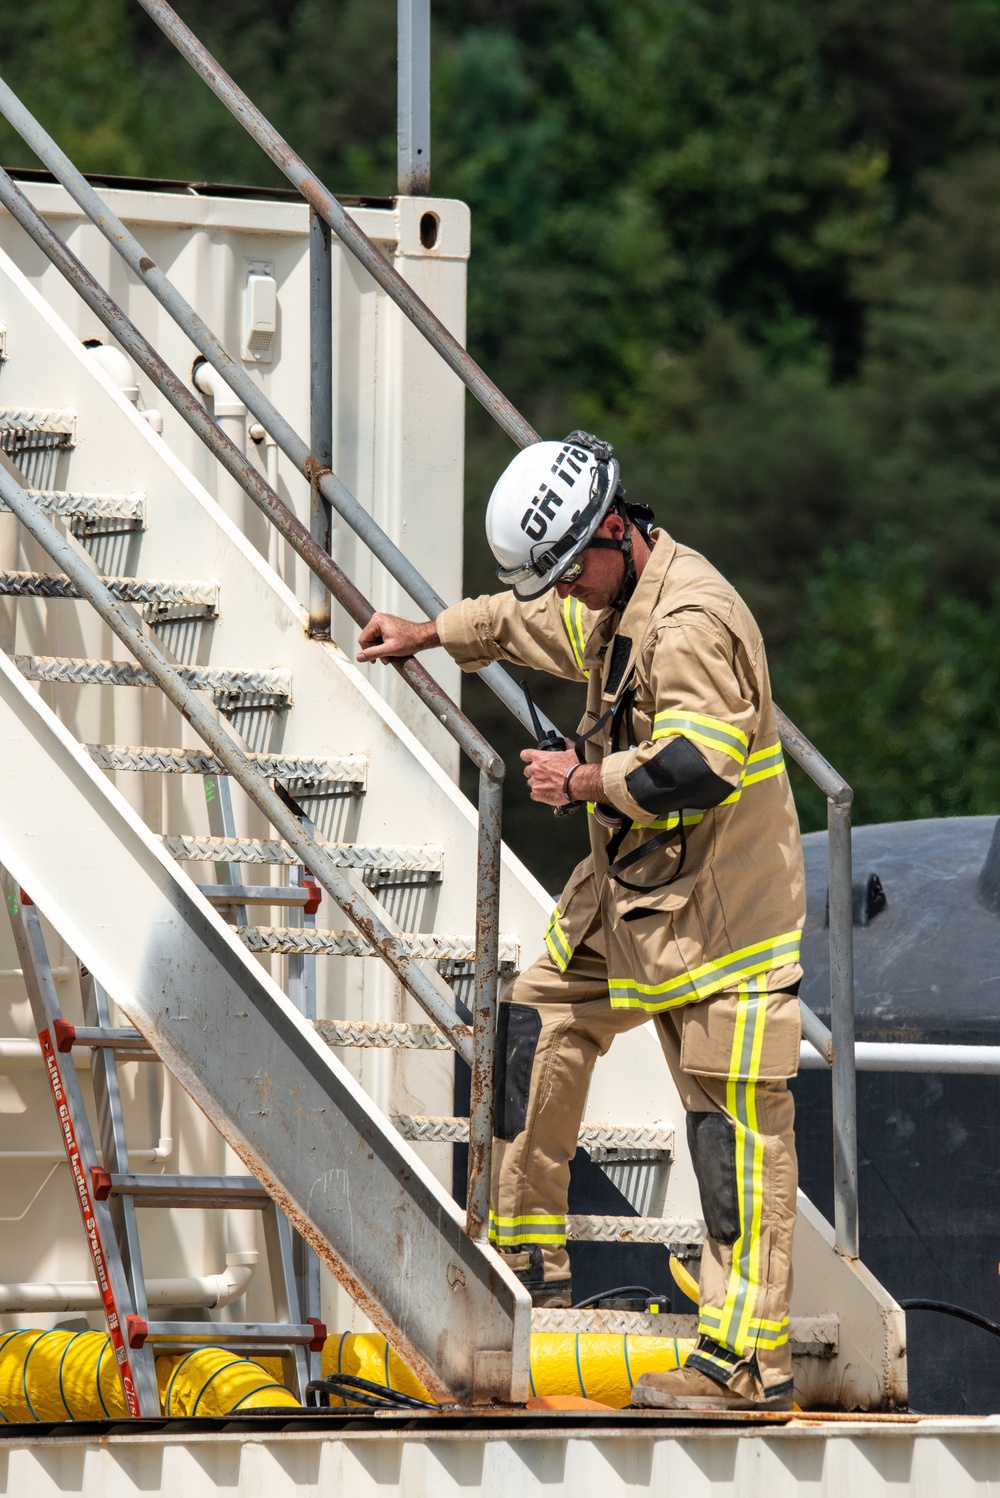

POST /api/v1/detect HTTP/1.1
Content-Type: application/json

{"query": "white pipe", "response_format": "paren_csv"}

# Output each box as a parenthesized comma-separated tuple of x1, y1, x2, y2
(142, 1064, 173, 1164)
(194, 358, 248, 530)
(799, 1041, 1000, 1074)
(249, 421, 282, 574)
(0, 1253, 258, 1313)
(0, 968, 73, 982)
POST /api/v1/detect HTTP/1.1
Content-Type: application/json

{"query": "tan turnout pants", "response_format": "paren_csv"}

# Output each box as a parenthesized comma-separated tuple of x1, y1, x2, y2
(490, 924, 801, 1392)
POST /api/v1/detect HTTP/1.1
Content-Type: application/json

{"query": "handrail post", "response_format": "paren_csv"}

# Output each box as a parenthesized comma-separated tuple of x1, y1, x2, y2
(397, 0, 430, 196)
(828, 792, 859, 1257)
(775, 707, 859, 1256)
(466, 764, 503, 1243)
(309, 208, 333, 639)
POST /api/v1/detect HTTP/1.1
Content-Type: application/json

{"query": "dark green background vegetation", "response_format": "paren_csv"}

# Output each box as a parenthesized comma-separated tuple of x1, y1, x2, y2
(5, 0, 1000, 886)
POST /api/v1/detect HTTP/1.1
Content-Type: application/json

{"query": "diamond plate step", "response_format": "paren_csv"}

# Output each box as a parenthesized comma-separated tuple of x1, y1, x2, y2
(13, 656, 291, 710)
(237, 926, 518, 963)
(565, 1215, 705, 1247)
(391, 1115, 674, 1159)
(315, 1019, 468, 1051)
(0, 489, 147, 533)
(0, 407, 76, 451)
(88, 744, 367, 794)
(532, 1308, 838, 1357)
(0, 571, 219, 622)
(163, 834, 443, 874)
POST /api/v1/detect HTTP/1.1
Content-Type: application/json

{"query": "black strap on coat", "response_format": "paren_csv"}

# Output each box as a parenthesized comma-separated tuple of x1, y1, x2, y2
(576, 654, 691, 893)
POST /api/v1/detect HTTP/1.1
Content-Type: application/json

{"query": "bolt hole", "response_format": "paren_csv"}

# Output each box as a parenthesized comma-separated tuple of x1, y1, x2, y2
(419, 211, 440, 250)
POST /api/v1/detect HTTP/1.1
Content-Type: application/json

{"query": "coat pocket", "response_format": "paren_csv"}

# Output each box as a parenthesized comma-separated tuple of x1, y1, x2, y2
(679, 986, 801, 1080)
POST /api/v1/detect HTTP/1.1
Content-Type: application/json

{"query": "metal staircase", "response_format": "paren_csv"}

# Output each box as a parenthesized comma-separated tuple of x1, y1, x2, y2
(0, 5, 905, 1415)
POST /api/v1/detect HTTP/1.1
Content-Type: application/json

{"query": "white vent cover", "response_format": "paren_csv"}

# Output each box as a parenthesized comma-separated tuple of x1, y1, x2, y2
(242, 265, 277, 363)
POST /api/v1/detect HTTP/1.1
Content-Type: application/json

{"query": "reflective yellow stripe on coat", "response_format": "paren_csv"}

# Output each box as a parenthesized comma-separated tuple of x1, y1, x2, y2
(653, 710, 748, 766)
(561, 596, 589, 677)
(545, 908, 572, 973)
(608, 931, 801, 1011)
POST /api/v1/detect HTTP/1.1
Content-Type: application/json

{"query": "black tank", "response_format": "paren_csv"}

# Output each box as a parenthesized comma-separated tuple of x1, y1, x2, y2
(796, 814, 1000, 1414)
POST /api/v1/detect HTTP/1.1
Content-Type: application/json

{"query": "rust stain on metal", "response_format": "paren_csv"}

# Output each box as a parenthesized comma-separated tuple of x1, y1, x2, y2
(138, 256, 154, 274)
(301, 454, 333, 489)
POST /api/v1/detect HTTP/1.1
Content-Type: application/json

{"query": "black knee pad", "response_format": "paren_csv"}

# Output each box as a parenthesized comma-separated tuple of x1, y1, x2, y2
(687, 1111, 741, 1245)
(493, 1003, 542, 1141)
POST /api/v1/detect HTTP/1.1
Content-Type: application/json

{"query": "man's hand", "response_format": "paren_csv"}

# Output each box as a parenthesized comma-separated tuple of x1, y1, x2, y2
(357, 613, 439, 664)
(520, 747, 603, 807)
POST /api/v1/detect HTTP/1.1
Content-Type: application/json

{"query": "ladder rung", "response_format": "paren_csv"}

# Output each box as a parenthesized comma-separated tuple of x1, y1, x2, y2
(91, 1170, 271, 1208)
(316, 1019, 466, 1051)
(137, 1322, 322, 1350)
(164, 835, 443, 873)
(0, 489, 147, 530)
(52, 1019, 151, 1054)
(88, 744, 367, 792)
(238, 927, 517, 961)
(565, 1215, 706, 1246)
(13, 656, 292, 707)
(392, 1117, 675, 1158)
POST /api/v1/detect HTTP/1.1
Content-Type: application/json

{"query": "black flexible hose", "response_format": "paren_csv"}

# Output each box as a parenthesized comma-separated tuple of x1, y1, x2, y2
(571, 1284, 664, 1310)
(899, 1299, 1000, 1340)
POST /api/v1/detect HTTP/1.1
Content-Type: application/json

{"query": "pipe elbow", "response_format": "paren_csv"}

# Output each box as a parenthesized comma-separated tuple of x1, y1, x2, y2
(193, 357, 246, 418)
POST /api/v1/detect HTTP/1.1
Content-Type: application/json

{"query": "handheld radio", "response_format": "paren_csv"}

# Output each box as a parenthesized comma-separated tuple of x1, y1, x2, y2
(521, 682, 579, 817)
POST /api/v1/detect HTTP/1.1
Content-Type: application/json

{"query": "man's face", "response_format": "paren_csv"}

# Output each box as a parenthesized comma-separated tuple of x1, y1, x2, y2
(554, 513, 625, 610)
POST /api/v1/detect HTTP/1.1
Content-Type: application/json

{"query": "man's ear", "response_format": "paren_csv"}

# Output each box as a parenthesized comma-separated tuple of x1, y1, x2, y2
(600, 510, 625, 541)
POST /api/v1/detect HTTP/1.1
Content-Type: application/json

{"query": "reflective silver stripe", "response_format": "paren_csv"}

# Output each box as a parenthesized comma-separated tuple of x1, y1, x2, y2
(608, 931, 802, 1010)
(653, 711, 748, 765)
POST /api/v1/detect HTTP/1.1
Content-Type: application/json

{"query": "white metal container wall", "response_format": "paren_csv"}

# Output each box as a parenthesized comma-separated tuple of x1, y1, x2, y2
(0, 183, 469, 775)
(2, 1421, 998, 1498)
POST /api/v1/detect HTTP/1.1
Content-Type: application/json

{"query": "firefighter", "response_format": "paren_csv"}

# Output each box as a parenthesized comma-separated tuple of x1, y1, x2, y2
(357, 431, 805, 1411)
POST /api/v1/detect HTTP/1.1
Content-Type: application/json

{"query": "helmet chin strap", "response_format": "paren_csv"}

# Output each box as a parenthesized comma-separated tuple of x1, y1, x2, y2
(588, 499, 639, 612)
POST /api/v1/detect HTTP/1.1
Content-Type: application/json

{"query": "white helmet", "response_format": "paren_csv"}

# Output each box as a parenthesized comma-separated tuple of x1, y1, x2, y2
(485, 431, 621, 599)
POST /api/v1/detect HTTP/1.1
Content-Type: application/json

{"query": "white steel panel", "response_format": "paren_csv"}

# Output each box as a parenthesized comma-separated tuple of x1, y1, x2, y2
(1, 1421, 999, 1498)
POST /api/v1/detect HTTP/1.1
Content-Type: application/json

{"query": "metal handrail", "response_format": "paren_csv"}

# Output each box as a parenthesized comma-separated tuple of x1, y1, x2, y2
(776, 708, 858, 1258)
(0, 76, 549, 742)
(0, 162, 502, 1241)
(0, 48, 861, 1254)
(0, 463, 472, 1057)
(137, 0, 538, 450)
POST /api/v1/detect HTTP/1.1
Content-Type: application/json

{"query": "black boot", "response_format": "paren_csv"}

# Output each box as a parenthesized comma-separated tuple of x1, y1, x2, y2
(501, 1246, 572, 1308)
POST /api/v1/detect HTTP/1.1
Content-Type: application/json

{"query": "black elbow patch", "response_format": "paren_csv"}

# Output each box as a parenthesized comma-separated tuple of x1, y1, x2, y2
(625, 735, 732, 815)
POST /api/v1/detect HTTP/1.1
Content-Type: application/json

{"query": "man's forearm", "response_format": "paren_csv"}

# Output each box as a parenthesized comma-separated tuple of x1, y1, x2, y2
(567, 761, 603, 804)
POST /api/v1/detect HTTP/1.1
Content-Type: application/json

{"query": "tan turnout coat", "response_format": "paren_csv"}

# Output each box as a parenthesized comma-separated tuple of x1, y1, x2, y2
(436, 530, 806, 1013)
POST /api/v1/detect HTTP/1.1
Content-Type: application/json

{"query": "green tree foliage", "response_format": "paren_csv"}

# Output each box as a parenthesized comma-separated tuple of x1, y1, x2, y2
(1, 0, 1000, 878)
(774, 541, 1000, 829)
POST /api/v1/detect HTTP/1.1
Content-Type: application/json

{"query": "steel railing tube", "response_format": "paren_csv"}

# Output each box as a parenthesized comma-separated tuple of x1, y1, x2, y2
(309, 208, 334, 639)
(799, 1000, 834, 1066)
(466, 766, 503, 1243)
(0, 165, 502, 777)
(777, 706, 859, 1256)
(0, 77, 550, 740)
(0, 465, 476, 1067)
(828, 797, 859, 1258)
(134, 0, 540, 452)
